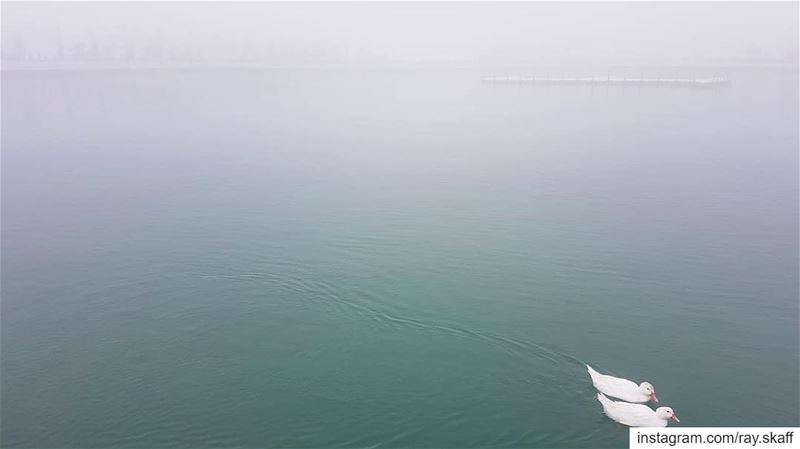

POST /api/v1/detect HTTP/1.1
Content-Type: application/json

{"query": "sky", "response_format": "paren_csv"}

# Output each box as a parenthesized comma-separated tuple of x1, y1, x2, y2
(2, 1, 798, 67)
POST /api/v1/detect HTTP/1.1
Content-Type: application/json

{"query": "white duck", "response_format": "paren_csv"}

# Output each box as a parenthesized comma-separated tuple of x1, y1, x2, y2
(587, 365, 658, 403)
(596, 393, 680, 427)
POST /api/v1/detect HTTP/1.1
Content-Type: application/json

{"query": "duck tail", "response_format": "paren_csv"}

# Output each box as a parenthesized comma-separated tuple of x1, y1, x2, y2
(596, 392, 613, 407)
(586, 364, 600, 379)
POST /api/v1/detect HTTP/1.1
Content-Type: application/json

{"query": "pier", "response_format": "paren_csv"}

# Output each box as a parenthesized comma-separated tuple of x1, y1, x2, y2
(483, 75, 731, 88)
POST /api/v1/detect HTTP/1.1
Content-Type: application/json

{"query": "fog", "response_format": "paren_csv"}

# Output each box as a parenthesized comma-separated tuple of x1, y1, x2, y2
(3, 2, 800, 448)
(2, 1, 798, 69)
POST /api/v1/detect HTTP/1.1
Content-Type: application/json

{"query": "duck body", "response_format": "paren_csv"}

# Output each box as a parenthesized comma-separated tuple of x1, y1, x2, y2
(596, 393, 678, 427)
(587, 365, 655, 403)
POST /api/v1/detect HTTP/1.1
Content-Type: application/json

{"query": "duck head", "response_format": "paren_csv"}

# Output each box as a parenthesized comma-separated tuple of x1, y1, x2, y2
(639, 382, 658, 402)
(656, 407, 680, 423)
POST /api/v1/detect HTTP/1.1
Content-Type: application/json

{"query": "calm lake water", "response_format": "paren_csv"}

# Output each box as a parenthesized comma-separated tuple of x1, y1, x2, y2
(2, 68, 798, 448)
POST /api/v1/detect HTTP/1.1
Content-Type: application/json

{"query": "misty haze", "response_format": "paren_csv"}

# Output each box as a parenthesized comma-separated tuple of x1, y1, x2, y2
(1, 2, 798, 448)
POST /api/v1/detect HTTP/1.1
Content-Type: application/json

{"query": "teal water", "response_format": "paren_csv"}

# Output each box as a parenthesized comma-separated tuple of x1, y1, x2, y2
(2, 68, 798, 448)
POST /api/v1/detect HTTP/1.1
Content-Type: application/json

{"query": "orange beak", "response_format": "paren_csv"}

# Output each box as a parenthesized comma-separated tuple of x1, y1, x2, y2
(671, 414, 680, 423)
(650, 393, 659, 402)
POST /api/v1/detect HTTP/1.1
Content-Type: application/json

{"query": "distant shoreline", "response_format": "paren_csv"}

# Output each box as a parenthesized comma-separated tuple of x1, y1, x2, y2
(2, 62, 797, 73)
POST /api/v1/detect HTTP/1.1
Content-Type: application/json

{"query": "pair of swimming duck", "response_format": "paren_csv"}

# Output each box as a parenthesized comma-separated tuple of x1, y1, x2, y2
(587, 365, 681, 427)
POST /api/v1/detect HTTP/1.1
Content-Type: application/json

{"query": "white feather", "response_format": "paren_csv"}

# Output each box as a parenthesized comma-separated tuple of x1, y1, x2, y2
(596, 393, 676, 427)
(587, 365, 653, 403)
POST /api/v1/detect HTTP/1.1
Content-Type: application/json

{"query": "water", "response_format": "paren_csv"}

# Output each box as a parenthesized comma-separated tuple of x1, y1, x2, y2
(2, 68, 798, 448)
